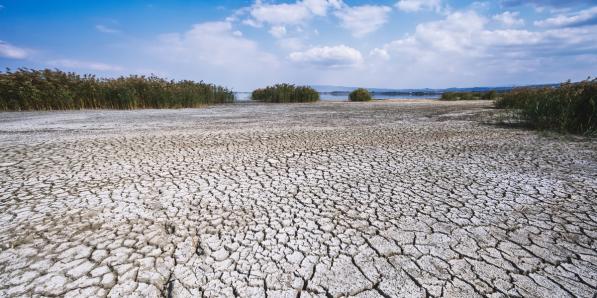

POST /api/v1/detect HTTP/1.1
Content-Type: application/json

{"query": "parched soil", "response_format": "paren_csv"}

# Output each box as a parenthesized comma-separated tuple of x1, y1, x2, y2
(0, 100, 596, 297)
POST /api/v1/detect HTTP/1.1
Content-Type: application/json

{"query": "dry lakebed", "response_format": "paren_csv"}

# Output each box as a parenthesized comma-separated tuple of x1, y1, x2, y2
(0, 100, 596, 297)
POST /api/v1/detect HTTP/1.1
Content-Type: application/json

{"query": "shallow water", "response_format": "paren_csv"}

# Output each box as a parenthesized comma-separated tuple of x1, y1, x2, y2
(234, 92, 440, 101)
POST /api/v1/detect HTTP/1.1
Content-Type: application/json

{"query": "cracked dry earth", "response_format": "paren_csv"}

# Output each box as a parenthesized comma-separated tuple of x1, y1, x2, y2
(0, 100, 596, 298)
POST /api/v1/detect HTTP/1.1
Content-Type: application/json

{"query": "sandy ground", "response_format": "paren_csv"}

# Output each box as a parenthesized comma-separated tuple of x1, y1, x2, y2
(0, 100, 596, 297)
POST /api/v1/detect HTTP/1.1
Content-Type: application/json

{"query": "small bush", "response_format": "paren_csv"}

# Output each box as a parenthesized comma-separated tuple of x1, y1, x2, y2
(495, 79, 597, 135)
(0, 68, 235, 111)
(251, 84, 319, 103)
(483, 90, 498, 100)
(349, 88, 372, 102)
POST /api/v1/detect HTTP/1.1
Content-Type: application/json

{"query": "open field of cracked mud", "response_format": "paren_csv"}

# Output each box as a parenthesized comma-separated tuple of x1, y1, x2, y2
(1, 100, 596, 297)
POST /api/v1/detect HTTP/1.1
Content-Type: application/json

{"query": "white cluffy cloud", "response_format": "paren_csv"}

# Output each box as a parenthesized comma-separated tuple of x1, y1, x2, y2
(374, 10, 597, 59)
(534, 6, 597, 28)
(395, 0, 442, 13)
(334, 5, 392, 37)
(155, 21, 277, 67)
(148, 21, 279, 89)
(245, 0, 343, 26)
(0, 41, 29, 59)
(242, 1, 392, 39)
(289, 45, 363, 67)
(269, 25, 287, 38)
(369, 10, 597, 86)
(493, 11, 525, 27)
(48, 59, 123, 71)
(370, 48, 390, 60)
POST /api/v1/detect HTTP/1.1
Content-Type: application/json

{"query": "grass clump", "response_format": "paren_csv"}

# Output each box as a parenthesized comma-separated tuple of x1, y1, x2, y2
(495, 79, 597, 135)
(349, 88, 372, 102)
(440, 90, 498, 101)
(251, 84, 319, 103)
(0, 68, 234, 111)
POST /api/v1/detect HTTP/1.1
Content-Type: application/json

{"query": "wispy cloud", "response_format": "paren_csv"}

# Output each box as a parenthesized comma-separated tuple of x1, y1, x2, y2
(501, 0, 594, 8)
(534, 6, 597, 28)
(0, 41, 29, 59)
(269, 25, 287, 38)
(277, 37, 305, 51)
(48, 59, 123, 71)
(395, 0, 443, 13)
(493, 11, 525, 27)
(95, 24, 121, 34)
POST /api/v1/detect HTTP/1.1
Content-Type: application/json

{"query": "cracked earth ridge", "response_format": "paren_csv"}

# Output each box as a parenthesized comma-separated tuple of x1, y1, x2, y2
(0, 100, 596, 297)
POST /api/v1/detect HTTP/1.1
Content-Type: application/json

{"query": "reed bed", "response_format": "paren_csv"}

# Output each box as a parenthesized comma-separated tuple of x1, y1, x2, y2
(0, 68, 234, 111)
(349, 88, 372, 101)
(251, 84, 319, 103)
(495, 79, 596, 135)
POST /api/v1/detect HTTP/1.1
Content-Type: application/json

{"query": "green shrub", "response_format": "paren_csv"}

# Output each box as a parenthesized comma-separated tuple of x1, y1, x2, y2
(251, 84, 319, 103)
(0, 68, 234, 111)
(349, 88, 372, 102)
(495, 79, 597, 135)
(483, 90, 498, 100)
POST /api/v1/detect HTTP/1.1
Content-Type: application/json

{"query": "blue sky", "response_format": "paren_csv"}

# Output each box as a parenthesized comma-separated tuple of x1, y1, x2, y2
(1, 0, 596, 90)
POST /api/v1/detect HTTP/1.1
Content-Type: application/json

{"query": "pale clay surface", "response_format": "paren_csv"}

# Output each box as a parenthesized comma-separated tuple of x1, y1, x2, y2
(0, 100, 596, 297)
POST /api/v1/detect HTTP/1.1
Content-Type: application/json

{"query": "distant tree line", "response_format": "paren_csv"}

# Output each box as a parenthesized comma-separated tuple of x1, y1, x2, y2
(440, 90, 499, 101)
(0, 68, 234, 111)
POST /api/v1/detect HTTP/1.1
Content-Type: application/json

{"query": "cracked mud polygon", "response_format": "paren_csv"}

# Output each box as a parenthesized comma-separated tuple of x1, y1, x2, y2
(1, 100, 596, 297)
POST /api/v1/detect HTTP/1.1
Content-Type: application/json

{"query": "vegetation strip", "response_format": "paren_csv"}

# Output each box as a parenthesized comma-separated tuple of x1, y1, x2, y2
(495, 79, 596, 135)
(0, 68, 234, 111)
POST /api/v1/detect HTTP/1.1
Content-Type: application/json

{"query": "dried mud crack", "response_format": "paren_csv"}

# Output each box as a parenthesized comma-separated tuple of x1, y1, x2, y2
(0, 100, 596, 297)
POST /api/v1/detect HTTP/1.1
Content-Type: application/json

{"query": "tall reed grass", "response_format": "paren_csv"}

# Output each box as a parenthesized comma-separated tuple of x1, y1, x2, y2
(251, 84, 319, 103)
(495, 79, 596, 135)
(0, 68, 234, 111)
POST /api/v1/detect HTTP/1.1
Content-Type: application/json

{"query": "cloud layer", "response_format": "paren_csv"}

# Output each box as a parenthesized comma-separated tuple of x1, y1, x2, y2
(534, 7, 597, 28)
(0, 41, 28, 59)
(48, 59, 123, 71)
(1, 0, 596, 90)
(369, 9, 597, 87)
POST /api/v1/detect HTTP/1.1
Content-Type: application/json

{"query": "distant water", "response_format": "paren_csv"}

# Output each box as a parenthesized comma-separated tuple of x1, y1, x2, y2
(234, 92, 439, 101)
(235, 92, 252, 101)
(319, 93, 440, 101)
